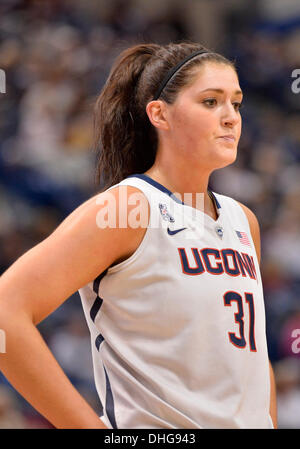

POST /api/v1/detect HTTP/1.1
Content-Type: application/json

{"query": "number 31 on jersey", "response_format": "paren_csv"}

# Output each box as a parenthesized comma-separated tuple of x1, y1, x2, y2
(223, 291, 256, 351)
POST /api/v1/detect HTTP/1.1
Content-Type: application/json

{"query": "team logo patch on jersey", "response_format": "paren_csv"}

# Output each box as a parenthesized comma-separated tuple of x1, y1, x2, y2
(159, 203, 175, 223)
(215, 225, 224, 238)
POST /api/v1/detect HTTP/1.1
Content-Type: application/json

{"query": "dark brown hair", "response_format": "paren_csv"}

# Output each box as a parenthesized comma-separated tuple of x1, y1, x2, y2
(94, 42, 236, 189)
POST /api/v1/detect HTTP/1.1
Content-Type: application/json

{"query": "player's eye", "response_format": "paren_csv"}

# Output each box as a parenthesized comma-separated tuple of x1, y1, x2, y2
(203, 98, 217, 107)
(233, 102, 243, 112)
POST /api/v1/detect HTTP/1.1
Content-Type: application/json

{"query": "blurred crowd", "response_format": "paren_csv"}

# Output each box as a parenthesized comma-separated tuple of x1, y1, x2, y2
(0, 0, 299, 429)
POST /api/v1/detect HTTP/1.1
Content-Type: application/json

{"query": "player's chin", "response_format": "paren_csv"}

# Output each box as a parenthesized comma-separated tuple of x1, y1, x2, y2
(213, 146, 237, 168)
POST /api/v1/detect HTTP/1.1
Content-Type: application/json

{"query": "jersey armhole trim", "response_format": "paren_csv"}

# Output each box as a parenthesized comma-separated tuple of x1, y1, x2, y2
(107, 186, 153, 274)
(234, 200, 256, 246)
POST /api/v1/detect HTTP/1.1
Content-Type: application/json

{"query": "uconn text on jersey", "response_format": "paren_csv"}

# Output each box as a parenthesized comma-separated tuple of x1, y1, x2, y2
(178, 247, 257, 279)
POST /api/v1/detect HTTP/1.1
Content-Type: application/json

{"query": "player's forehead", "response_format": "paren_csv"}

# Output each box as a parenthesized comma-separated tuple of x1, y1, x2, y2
(182, 62, 243, 97)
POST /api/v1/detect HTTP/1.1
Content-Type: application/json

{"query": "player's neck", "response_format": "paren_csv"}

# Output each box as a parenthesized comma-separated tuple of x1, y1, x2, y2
(144, 164, 216, 218)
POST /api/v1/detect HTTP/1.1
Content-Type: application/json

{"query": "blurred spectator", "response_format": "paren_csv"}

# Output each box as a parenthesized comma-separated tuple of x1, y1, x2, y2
(49, 311, 95, 386)
(274, 358, 300, 429)
(0, 385, 27, 429)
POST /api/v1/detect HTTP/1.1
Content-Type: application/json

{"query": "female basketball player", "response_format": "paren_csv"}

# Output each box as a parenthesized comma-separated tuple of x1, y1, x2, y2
(0, 42, 277, 429)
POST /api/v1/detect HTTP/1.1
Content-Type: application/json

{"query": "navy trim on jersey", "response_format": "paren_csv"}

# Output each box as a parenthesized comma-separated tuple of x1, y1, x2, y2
(95, 333, 105, 350)
(127, 173, 221, 209)
(208, 189, 221, 210)
(90, 269, 108, 322)
(93, 269, 107, 294)
(90, 296, 103, 322)
(103, 365, 118, 429)
(90, 271, 107, 419)
(95, 333, 117, 429)
(127, 173, 183, 204)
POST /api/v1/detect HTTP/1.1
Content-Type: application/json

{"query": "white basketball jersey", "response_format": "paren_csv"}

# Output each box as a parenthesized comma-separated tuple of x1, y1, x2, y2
(79, 174, 273, 429)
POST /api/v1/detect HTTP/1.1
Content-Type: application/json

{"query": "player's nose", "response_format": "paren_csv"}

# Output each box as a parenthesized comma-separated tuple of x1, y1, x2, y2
(221, 103, 240, 128)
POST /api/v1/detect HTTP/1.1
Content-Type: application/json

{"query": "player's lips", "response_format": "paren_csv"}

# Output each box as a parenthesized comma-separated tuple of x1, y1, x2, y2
(217, 134, 236, 142)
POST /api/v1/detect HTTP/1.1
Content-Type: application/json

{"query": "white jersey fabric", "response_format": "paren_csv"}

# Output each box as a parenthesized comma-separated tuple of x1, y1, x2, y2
(78, 174, 273, 429)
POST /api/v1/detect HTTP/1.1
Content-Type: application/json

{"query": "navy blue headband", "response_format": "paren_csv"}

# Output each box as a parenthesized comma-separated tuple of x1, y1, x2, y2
(152, 50, 210, 100)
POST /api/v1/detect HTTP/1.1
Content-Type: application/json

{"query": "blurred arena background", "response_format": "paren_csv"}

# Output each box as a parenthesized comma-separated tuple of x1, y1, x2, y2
(0, 0, 299, 429)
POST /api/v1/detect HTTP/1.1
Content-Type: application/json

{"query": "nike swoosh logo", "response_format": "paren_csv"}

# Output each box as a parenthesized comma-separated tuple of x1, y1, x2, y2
(167, 227, 187, 235)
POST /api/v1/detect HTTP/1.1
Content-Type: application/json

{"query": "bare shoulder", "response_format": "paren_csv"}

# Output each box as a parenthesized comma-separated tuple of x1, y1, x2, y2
(57, 184, 150, 234)
(237, 202, 260, 235)
(237, 201, 261, 263)
(50, 183, 150, 268)
(0, 184, 149, 324)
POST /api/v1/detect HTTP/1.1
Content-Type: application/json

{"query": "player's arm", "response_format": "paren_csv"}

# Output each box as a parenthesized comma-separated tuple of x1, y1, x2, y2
(0, 185, 148, 429)
(239, 202, 278, 429)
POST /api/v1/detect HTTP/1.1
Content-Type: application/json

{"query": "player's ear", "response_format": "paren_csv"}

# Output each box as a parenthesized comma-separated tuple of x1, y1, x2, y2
(146, 100, 169, 131)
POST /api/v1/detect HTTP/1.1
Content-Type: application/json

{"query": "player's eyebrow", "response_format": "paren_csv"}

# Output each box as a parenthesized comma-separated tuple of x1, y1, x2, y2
(200, 88, 243, 96)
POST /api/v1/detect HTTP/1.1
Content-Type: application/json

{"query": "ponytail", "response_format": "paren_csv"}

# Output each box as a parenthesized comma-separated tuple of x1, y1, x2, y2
(94, 44, 160, 189)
